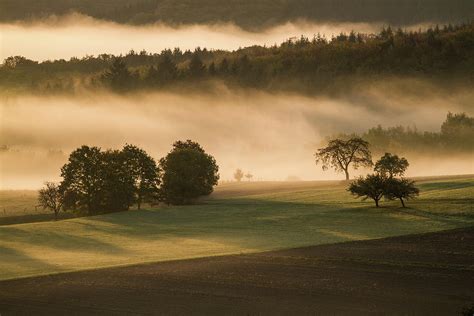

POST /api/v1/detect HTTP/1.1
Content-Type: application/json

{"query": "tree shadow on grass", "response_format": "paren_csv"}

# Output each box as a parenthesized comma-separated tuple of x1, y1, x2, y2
(82, 197, 473, 250)
(0, 226, 127, 254)
(418, 180, 473, 192)
(0, 245, 61, 280)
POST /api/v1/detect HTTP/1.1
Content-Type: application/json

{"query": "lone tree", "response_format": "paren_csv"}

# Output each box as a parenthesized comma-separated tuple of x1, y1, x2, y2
(38, 182, 64, 220)
(122, 144, 161, 210)
(245, 172, 253, 181)
(348, 174, 386, 207)
(234, 168, 244, 182)
(315, 137, 372, 180)
(159, 140, 219, 205)
(374, 153, 409, 178)
(384, 178, 419, 207)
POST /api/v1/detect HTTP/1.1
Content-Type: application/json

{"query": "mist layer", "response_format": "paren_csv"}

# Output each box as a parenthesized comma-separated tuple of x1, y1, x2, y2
(0, 14, 432, 61)
(1, 83, 472, 189)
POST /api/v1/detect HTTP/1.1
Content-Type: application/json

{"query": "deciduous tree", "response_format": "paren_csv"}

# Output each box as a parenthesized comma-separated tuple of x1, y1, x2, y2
(159, 140, 219, 205)
(122, 144, 161, 210)
(374, 153, 409, 178)
(315, 137, 372, 180)
(384, 178, 419, 207)
(38, 182, 64, 220)
(348, 174, 385, 207)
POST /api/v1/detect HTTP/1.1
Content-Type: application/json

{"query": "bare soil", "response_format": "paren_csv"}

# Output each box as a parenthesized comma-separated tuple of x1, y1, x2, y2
(1, 227, 473, 315)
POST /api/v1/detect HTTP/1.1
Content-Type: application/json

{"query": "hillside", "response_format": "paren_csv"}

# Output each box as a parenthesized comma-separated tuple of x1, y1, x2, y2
(1, 175, 472, 280)
(2, 23, 473, 95)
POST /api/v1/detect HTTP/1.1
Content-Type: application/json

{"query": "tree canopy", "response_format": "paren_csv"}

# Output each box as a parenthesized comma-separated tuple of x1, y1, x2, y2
(2, 23, 473, 95)
(374, 153, 409, 178)
(348, 153, 419, 207)
(348, 174, 386, 207)
(315, 137, 373, 180)
(59, 145, 160, 214)
(159, 140, 219, 205)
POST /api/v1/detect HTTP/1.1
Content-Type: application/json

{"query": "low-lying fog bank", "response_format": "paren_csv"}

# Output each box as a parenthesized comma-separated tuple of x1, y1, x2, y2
(1, 84, 472, 189)
(0, 14, 435, 61)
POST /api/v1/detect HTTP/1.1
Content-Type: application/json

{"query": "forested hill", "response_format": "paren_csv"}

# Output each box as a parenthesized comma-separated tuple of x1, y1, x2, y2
(1, 23, 473, 95)
(0, 0, 473, 29)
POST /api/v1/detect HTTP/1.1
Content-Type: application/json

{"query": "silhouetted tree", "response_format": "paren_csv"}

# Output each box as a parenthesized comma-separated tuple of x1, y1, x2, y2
(234, 168, 244, 182)
(374, 153, 409, 178)
(384, 178, 419, 207)
(100, 149, 136, 212)
(315, 137, 372, 180)
(60, 146, 104, 214)
(38, 182, 64, 220)
(122, 144, 161, 210)
(348, 174, 386, 207)
(245, 172, 253, 181)
(159, 140, 219, 204)
(59, 145, 156, 214)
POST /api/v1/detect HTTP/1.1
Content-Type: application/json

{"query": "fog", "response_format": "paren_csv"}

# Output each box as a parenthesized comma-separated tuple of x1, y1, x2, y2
(0, 14, 431, 62)
(1, 82, 473, 189)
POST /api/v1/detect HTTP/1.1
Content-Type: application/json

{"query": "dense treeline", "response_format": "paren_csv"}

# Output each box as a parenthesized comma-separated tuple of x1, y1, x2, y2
(0, 0, 472, 29)
(333, 112, 474, 155)
(1, 23, 473, 94)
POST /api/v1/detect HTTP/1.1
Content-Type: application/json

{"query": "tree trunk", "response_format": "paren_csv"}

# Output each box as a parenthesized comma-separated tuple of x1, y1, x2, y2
(54, 210, 58, 221)
(344, 169, 349, 180)
(400, 198, 406, 208)
(375, 199, 379, 207)
(137, 198, 141, 210)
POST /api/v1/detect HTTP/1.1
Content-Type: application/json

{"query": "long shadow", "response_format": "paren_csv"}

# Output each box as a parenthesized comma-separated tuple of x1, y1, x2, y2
(418, 180, 474, 191)
(0, 245, 61, 279)
(2, 193, 471, 263)
(85, 196, 474, 250)
(0, 213, 77, 226)
(0, 226, 127, 254)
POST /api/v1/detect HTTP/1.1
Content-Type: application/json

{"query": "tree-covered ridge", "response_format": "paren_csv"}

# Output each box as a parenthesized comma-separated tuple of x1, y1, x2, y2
(1, 23, 473, 94)
(0, 0, 472, 29)
(333, 112, 474, 155)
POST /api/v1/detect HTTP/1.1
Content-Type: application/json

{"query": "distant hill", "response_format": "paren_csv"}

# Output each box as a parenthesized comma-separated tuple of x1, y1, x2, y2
(1, 0, 473, 29)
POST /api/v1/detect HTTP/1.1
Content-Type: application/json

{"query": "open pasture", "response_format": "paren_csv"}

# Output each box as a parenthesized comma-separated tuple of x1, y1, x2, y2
(0, 175, 472, 280)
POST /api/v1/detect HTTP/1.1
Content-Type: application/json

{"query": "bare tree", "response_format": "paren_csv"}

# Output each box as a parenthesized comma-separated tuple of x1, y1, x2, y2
(38, 182, 64, 220)
(315, 137, 372, 180)
(245, 172, 253, 181)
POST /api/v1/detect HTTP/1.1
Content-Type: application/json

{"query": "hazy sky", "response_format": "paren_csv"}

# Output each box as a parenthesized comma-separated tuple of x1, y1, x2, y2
(0, 14, 430, 61)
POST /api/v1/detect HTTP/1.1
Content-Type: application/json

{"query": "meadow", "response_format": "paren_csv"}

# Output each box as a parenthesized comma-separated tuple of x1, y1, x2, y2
(0, 175, 472, 281)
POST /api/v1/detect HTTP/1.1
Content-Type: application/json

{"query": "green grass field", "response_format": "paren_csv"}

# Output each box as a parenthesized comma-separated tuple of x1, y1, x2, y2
(0, 175, 472, 280)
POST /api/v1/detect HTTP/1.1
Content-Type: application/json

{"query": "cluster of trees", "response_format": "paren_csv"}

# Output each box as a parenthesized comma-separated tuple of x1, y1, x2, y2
(315, 138, 419, 207)
(38, 140, 219, 218)
(334, 112, 474, 155)
(2, 23, 473, 94)
(1, 0, 471, 29)
(233, 169, 253, 182)
(349, 153, 418, 207)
